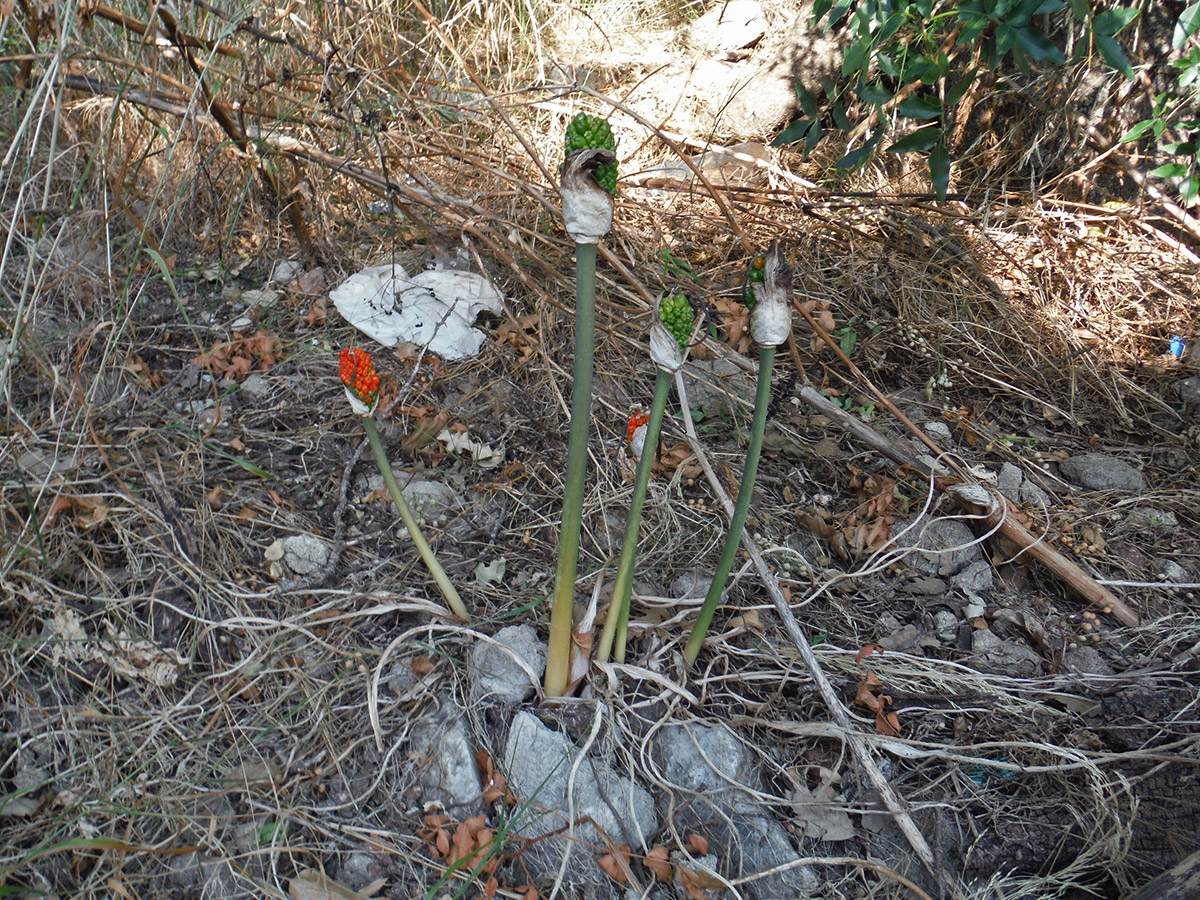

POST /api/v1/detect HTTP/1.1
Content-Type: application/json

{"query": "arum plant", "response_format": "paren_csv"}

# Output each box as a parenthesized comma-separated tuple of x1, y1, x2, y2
(596, 294, 696, 665)
(338, 347, 470, 622)
(545, 113, 618, 697)
(683, 243, 792, 668)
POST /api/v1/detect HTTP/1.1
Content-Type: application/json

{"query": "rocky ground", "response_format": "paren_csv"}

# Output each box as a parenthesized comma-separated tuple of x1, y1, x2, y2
(3, 1, 1200, 899)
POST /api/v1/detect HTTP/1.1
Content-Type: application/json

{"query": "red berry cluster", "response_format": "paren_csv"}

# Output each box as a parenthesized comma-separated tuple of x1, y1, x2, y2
(626, 409, 650, 444)
(339, 348, 380, 403)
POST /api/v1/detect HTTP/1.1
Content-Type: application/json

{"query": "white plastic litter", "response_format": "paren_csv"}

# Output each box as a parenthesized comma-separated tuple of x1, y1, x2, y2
(330, 262, 503, 360)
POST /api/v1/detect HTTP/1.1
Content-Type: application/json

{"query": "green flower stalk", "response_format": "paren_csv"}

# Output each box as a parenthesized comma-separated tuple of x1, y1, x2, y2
(339, 348, 469, 622)
(596, 294, 695, 665)
(683, 244, 792, 668)
(546, 114, 618, 697)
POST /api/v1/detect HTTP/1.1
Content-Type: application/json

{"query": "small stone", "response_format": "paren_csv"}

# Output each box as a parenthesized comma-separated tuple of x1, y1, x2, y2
(892, 517, 982, 576)
(1058, 453, 1146, 492)
(1174, 375, 1200, 413)
(1122, 507, 1178, 530)
(504, 712, 657, 885)
(971, 628, 1043, 678)
(934, 610, 958, 638)
(281, 534, 329, 574)
(672, 571, 715, 600)
(684, 356, 753, 418)
(1065, 644, 1113, 676)
(409, 702, 483, 815)
(963, 601, 986, 619)
(952, 560, 994, 594)
(469, 624, 545, 704)
(997, 462, 1023, 503)
(240, 373, 271, 397)
(923, 420, 953, 446)
(1019, 479, 1050, 508)
(1151, 559, 1190, 584)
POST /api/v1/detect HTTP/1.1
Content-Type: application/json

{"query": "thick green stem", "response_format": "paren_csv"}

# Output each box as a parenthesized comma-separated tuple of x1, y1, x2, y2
(363, 416, 469, 621)
(683, 345, 776, 667)
(595, 368, 673, 665)
(545, 241, 598, 697)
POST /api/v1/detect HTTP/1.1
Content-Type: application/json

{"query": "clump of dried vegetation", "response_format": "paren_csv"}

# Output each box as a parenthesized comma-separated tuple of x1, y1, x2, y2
(2, 0, 1199, 898)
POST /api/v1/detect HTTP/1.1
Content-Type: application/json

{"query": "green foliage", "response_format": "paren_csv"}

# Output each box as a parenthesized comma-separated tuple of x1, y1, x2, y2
(1120, 8, 1200, 207)
(776, 0, 1200, 206)
(564, 113, 618, 194)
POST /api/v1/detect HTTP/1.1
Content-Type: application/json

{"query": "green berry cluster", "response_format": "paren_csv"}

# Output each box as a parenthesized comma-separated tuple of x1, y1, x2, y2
(743, 255, 766, 308)
(565, 113, 618, 195)
(659, 294, 693, 349)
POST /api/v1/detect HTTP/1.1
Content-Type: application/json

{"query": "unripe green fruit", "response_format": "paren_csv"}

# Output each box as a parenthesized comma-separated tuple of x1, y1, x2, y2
(565, 113, 618, 195)
(659, 294, 693, 349)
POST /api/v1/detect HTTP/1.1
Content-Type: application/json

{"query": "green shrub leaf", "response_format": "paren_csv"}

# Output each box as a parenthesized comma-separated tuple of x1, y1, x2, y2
(1095, 32, 1134, 77)
(1014, 26, 1065, 63)
(1175, 3, 1200, 48)
(898, 95, 943, 119)
(930, 142, 951, 201)
(887, 126, 940, 153)
(1093, 7, 1139, 36)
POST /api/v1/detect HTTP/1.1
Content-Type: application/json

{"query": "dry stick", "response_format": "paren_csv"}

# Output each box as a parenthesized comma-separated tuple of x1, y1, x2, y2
(672, 370, 957, 899)
(791, 302, 1138, 627)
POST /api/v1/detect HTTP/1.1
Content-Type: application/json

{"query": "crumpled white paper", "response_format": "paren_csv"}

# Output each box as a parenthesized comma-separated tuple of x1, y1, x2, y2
(331, 262, 504, 360)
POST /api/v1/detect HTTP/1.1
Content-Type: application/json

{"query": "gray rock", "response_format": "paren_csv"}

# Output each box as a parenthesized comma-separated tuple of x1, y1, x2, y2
(672, 570, 715, 600)
(1019, 478, 1051, 509)
(401, 478, 461, 520)
(1058, 453, 1146, 492)
(650, 721, 817, 898)
(892, 517, 982, 576)
(470, 624, 545, 704)
(934, 610, 959, 639)
(1065, 645, 1113, 676)
(1122, 507, 1178, 530)
(504, 711, 656, 888)
(684, 356, 753, 417)
(997, 462, 1024, 503)
(1152, 558, 1191, 584)
(923, 420, 953, 446)
(1174, 375, 1200, 412)
(408, 700, 483, 815)
(971, 628, 1044, 678)
(281, 534, 329, 574)
(166, 852, 239, 896)
(685, 0, 767, 55)
(240, 373, 271, 397)
(951, 559, 994, 594)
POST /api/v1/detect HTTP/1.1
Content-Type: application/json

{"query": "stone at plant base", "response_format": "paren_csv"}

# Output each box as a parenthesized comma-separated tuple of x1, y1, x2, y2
(281, 534, 330, 575)
(407, 699, 483, 816)
(1152, 558, 1191, 584)
(504, 711, 657, 890)
(469, 624, 545, 704)
(1058, 453, 1146, 492)
(923, 420, 953, 446)
(649, 721, 817, 898)
(892, 517, 982, 577)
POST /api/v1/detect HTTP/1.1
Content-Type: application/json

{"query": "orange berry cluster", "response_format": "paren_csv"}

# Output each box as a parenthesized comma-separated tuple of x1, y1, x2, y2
(626, 409, 650, 444)
(339, 348, 380, 403)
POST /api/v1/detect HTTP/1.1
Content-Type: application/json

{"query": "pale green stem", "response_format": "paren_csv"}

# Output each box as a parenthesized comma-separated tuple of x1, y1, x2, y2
(683, 345, 776, 667)
(363, 416, 469, 622)
(545, 241, 598, 697)
(595, 367, 672, 665)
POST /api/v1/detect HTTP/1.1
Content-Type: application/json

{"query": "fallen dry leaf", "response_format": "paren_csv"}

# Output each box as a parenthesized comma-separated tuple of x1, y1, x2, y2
(598, 844, 631, 884)
(643, 845, 673, 881)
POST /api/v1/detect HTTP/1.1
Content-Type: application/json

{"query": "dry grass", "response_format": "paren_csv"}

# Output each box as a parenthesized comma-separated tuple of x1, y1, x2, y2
(2, 0, 1199, 897)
